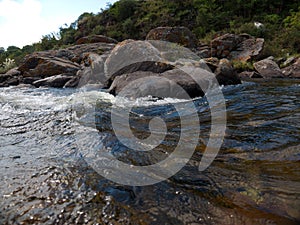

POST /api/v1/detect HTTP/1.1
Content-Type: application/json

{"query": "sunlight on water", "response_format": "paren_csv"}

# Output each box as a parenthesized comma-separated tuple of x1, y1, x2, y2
(0, 80, 300, 224)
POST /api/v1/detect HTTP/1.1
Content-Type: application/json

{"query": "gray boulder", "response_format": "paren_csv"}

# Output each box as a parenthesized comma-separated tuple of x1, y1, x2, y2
(108, 68, 216, 99)
(18, 56, 80, 78)
(282, 58, 300, 78)
(253, 59, 284, 78)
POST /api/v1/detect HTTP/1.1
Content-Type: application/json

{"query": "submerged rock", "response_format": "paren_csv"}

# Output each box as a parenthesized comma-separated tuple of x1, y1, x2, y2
(239, 71, 263, 79)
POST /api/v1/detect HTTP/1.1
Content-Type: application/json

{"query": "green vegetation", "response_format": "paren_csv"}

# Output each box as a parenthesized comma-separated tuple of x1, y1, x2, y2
(1, 0, 299, 72)
(0, 58, 16, 74)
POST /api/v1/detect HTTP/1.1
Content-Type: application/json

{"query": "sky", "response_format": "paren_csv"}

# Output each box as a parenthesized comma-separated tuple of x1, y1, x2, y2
(0, 0, 118, 49)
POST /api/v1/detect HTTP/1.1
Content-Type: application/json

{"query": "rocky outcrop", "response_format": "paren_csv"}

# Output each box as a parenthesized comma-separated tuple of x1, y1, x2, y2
(211, 33, 264, 61)
(146, 27, 198, 49)
(253, 58, 284, 78)
(282, 58, 300, 78)
(76, 35, 117, 45)
(18, 56, 80, 79)
(0, 42, 116, 88)
(107, 40, 241, 99)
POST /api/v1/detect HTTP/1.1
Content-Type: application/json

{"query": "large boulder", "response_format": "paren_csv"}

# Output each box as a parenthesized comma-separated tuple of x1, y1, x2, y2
(104, 40, 175, 86)
(230, 38, 264, 62)
(18, 56, 80, 78)
(106, 40, 241, 99)
(211, 33, 264, 61)
(253, 58, 284, 78)
(108, 68, 215, 99)
(146, 27, 198, 49)
(76, 35, 118, 45)
(33, 74, 73, 88)
(281, 58, 300, 78)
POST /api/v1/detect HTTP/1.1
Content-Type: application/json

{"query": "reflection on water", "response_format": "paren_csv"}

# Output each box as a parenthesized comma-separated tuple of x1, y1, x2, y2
(0, 80, 299, 224)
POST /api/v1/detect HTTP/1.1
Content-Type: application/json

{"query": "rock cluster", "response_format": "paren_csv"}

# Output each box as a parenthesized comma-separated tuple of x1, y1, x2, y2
(1, 27, 299, 98)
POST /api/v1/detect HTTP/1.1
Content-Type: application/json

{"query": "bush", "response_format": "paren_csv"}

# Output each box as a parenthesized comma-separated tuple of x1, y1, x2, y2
(232, 60, 254, 72)
(0, 58, 16, 74)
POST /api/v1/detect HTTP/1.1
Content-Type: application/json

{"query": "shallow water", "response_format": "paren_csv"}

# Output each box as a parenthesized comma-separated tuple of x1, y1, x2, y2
(0, 80, 299, 224)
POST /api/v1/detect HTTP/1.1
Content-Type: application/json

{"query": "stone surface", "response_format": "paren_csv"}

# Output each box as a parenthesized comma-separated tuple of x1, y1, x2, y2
(109, 69, 214, 99)
(230, 38, 264, 62)
(146, 26, 198, 48)
(18, 56, 80, 78)
(76, 35, 118, 45)
(211, 33, 264, 61)
(239, 71, 263, 79)
(253, 59, 284, 78)
(282, 57, 296, 68)
(0, 74, 19, 87)
(0, 68, 21, 87)
(104, 40, 175, 86)
(215, 59, 242, 85)
(33, 74, 73, 88)
(281, 58, 300, 78)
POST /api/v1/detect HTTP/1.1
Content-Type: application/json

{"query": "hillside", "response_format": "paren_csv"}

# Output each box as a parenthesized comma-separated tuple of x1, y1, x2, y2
(0, 0, 300, 73)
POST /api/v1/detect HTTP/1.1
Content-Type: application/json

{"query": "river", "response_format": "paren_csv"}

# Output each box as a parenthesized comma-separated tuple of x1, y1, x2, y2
(0, 79, 299, 224)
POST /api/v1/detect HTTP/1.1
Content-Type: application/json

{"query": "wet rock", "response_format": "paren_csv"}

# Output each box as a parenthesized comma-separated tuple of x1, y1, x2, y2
(215, 59, 242, 85)
(63, 76, 80, 88)
(253, 58, 284, 78)
(146, 26, 198, 48)
(239, 71, 263, 79)
(0, 68, 21, 87)
(33, 74, 74, 88)
(18, 56, 80, 78)
(109, 69, 215, 99)
(76, 35, 117, 45)
(281, 58, 300, 78)
(0, 74, 19, 87)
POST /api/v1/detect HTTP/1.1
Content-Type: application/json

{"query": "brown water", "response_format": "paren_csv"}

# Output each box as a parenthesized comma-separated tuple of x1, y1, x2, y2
(0, 79, 299, 224)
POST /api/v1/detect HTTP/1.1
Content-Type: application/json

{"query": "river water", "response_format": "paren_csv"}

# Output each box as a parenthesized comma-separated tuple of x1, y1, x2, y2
(0, 79, 299, 224)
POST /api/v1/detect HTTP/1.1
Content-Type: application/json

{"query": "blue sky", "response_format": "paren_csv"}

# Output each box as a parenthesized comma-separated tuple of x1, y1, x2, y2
(0, 0, 118, 49)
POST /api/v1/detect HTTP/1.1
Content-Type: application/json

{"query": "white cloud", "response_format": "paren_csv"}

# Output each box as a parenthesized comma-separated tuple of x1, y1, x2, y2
(0, 0, 75, 49)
